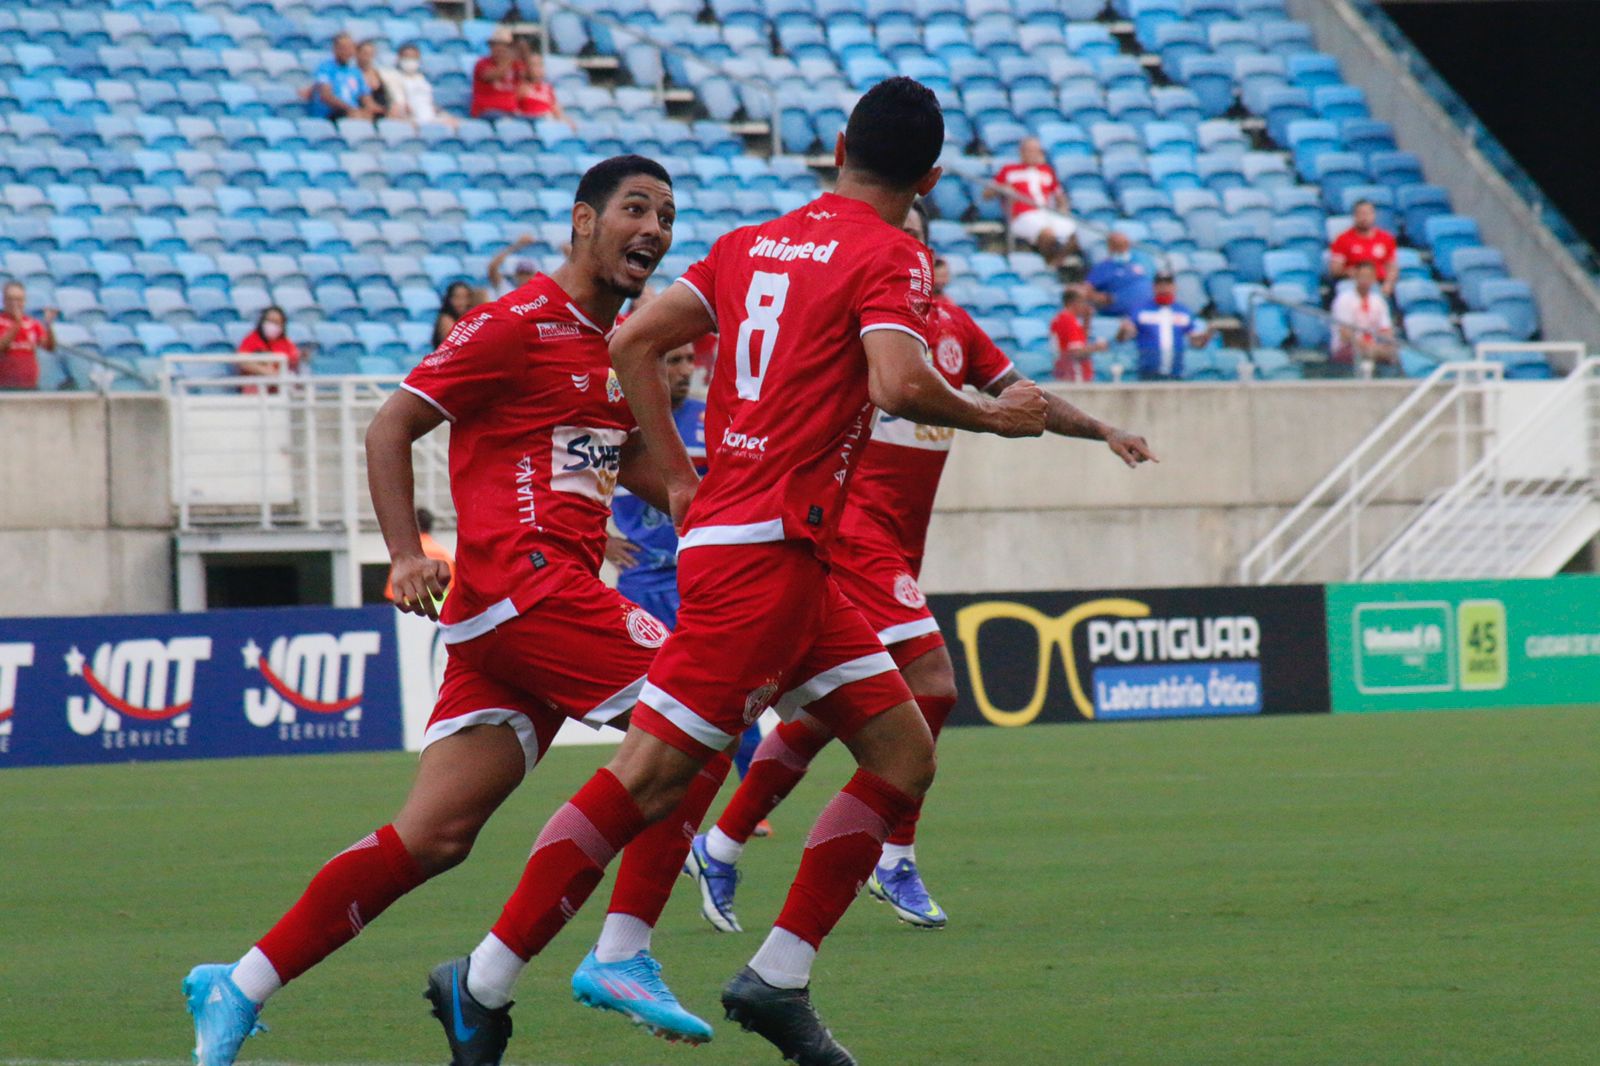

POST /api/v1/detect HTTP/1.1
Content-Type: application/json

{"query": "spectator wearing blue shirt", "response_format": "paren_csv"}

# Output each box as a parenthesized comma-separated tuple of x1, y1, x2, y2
(306, 33, 375, 121)
(1117, 271, 1214, 381)
(1085, 231, 1156, 317)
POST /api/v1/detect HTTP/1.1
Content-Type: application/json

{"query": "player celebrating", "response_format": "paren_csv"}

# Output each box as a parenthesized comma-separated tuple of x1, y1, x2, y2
(429, 78, 1047, 1066)
(182, 156, 729, 1064)
(689, 201, 1156, 933)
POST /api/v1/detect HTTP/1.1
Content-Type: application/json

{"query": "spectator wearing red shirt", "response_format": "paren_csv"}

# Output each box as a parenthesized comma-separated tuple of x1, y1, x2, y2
(983, 137, 1078, 266)
(515, 49, 577, 129)
(470, 27, 523, 117)
(1329, 200, 1398, 296)
(0, 280, 56, 390)
(236, 305, 302, 386)
(1050, 285, 1105, 383)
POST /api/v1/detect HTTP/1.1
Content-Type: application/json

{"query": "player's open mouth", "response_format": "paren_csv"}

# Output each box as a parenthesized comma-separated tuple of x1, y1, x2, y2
(623, 247, 658, 277)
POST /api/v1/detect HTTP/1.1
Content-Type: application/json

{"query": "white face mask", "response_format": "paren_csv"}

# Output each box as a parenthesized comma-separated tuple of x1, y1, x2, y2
(399, 56, 421, 74)
(260, 321, 284, 341)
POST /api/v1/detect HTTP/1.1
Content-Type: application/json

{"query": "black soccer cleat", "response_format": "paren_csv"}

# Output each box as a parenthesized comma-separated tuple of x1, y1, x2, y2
(424, 956, 514, 1066)
(721, 966, 858, 1066)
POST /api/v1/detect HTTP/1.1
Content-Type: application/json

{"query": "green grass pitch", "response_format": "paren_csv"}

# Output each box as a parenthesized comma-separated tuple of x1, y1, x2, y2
(1, 707, 1596, 1065)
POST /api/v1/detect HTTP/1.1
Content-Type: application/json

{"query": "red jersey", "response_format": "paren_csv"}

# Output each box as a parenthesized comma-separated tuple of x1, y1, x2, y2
(839, 297, 1012, 559)
(1330, 226, 1397, 279)
(401, 273, 633, 642)
(517, 80, 557, 117)
(471, 57, 523, 116)
(0, 313, 45, 389)
(236, 331, 302, 372)
(994, 162, 1062, 220)
(675, 192, 933, 553)
(1050, 309, 1094, 382)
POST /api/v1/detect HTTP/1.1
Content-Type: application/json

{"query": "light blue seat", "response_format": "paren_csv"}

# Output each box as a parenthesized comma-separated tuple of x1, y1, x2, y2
(1424, 216, 1482, 276)
(1452, 247, 1508, 306)
(1477, 278, 1538, 340)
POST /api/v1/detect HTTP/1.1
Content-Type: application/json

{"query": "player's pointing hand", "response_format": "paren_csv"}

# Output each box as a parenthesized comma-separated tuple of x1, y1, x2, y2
(989, 379, 1049, 438)
(1106, 428, 1158, 468)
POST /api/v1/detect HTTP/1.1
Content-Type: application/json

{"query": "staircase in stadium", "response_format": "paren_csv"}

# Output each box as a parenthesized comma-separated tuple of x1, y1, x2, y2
(1239, 351, 1600, 583)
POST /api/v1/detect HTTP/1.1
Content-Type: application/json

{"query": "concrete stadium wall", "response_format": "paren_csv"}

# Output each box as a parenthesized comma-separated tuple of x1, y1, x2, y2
(1288, 0, 1600, 350)
(0, 393, 173, 616)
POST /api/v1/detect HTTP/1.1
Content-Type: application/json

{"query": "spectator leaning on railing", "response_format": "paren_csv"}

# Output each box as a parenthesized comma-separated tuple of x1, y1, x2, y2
(305, 33, 377, 122)
(985, 137, 1079, 267)
(1329, 199, 1398, 297)
(1117, 270, 1214, 382)
(1050, 285, 1105, 383)
(0, 280, 56, 391)
(236, 305, 302, 387)
(1329, 261, 1399, 377)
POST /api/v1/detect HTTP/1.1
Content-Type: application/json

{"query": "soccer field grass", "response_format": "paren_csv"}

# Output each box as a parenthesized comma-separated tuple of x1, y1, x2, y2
(2, 708, 1595, 1066)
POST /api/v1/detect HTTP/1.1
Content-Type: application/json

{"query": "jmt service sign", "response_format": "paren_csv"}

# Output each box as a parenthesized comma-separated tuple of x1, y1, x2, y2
(1326, 575, 1600, 712)
(0, 606, 403, 768)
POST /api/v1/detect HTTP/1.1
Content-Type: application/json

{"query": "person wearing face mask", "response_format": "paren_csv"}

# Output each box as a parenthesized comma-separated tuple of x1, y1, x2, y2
(1117, 270, 1214, 381)
(386, 43, 458, 129)
(1084, 230, 1156, 318)
(1, 280, 57, 391)
(236, 305, 302, 390)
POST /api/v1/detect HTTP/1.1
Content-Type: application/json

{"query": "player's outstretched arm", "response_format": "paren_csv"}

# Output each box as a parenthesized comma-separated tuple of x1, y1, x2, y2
(609, 283, 711, 529)
(985, 368, 1157, 468)
(366, 389, 451, 619)
(865, 327, 1046, 438)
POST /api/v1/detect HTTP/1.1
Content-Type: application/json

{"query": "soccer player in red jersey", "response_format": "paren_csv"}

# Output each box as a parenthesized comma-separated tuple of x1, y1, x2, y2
(182, 156, 727, 1064)
(691, 200, 1155, 934)
(436, 78, 1048, 1066)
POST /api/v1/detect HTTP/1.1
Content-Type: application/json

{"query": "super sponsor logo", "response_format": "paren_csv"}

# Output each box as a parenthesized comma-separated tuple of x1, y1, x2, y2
(0, 642, 34, 754)
(872, 412, 956, 452)
(552, 426, 628, 503)
(64, 637, 212, 750)
(241, 631, 382, 743)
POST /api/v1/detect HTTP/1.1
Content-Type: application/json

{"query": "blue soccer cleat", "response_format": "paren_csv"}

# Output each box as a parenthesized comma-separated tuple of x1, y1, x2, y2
(424, 956, 514, 1066)
(866, 859, 948, 929)
(183, 963, 266, 1066)
(572, 947, 714, 1044)
(682, 833, 743, 933)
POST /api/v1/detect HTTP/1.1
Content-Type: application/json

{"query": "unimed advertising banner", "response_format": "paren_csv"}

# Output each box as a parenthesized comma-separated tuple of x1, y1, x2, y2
(0, 606, 404, 768)
(1325, 575, 1600, 712)
(926, 585, 1330, 728)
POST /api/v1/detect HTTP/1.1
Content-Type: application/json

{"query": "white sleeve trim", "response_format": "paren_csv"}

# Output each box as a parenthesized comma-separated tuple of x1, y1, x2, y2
(979, 362, 1016, 390)
(860, 322, 929, 351)
(674, 277, 717, 330)
(400, 382, 455, 423)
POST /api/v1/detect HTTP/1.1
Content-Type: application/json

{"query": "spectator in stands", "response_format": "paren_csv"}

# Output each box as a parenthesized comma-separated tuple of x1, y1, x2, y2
(307, 33, 377, 122)
(986, 137, 1078, 267)
(1050, 286, 1105, 383)
(1118, 271, 1214, 381)
(385, 508, 455, 604)
(487, 235, 538, 297)
(1084, 231, 1156, 318)
(515, 46, 578, 129)
(471, 26, 525, 118)
(385, 43, 457, 128)
(356, 40, 392, 119)
(1329, 262, 1399, 377)
(433, 282, 474, 348)
(1329, 200, 1398, 297)
(0, 280, 56, 391)
(236, 305, 302, 384)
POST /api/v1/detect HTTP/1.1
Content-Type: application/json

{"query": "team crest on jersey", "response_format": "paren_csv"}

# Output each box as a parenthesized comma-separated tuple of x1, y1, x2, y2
(893, 573, 927, 609)
(624, 608, 669, 649)
(606, 368, 625, 403)
(64, 637, 212, 750)
(743, 679, 780, 726)
(935, 335, 963, 376)
(0, 642, 34, 754)
(241, 632, 382, 742)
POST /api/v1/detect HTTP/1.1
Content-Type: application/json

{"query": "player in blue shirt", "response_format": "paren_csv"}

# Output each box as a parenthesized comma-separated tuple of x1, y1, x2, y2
(1085, 230, 1156, 317)
(606, 342, 768, 790)
(307, 33, 374, 121)
(1118, 270, 1215, 380)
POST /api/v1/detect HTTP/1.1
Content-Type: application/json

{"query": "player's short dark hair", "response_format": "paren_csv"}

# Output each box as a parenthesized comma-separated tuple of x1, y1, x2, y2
(1352, 198, 1374, 211)
(575, 155, 672, 215)
(843, 77, 944, 187)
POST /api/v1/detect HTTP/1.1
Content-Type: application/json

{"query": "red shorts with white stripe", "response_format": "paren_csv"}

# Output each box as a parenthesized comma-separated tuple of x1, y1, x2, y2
(827, 531, 945, 670)
(634, 541, 914, 758)
(423, 567, 667, 772)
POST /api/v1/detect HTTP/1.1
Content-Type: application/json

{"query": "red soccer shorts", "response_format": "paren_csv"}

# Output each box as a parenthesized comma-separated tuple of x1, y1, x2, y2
(634, 541, 914, 759)
(827, 530, 945, 670)
(422, 566, 668, 771)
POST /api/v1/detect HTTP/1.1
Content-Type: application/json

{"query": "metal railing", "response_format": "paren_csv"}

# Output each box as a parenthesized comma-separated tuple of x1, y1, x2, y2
(1238, 359, 1504, 584)
(49, 344, 158, 395)
(163, 354, 453, 535)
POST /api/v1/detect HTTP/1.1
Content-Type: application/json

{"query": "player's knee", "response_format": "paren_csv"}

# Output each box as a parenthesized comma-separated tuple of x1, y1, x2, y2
(405, 821, 478, 876)
(628, 777, 690, 824)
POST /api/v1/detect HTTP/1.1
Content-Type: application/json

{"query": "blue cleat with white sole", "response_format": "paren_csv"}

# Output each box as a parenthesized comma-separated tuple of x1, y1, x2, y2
(183, 963, 266, 1066)
(682, 833, 742, 933)
(866, 859, 947, 929)
(572, 948, 714, 1044)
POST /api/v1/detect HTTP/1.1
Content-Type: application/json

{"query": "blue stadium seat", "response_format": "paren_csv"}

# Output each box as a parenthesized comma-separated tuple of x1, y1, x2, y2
(1451, 246, 1508, 305)
(1477, 278, 1538, 339)
(1423, 216, 1482, 275)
